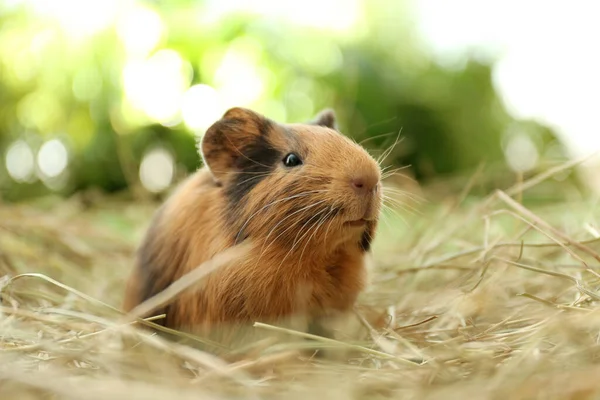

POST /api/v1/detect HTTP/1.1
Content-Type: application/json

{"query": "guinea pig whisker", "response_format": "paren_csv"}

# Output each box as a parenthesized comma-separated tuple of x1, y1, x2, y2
(321, 207, 338, 249)
(290, 175, 332, 184)
(235, 191, 328, 244)
(378, 209, 394, 232)
(208, 169, 275, 175)
(270, 210, 325, 277)
(383, 174, 416, 185)
(358, 128, 399, 146)
(256, 200, 330, 261)
(376, 129, 405, 167)
(382, 201, 411, 224)
(381, 198, 407, 214)
(295, 209, 330, 251)
(298, 207, 336, 265)
(382, 195, 420, 217)
(383, 187, 425, 204)
(275, 209, 329, 276)
(383, 185, 424, 199)
(385, 196, 423, 211)
(382, 173, 419, 186)
(381, 163, 410, 171)
(383, 190, 421, 202)
(235, 173, 272, 188)
(362, 228, 373, 245)
(381, 164, 407, 174)
(381, 166, 413, 179)
(382, 193, 422, 210)
(381, 203, 409, 227)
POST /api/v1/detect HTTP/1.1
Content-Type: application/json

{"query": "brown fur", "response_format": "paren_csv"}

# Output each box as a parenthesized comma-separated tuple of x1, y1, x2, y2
(123, 107, 382, 337)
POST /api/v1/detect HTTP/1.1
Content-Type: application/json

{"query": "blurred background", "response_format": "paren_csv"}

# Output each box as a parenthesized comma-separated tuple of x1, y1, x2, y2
(0, 0, 598, 203)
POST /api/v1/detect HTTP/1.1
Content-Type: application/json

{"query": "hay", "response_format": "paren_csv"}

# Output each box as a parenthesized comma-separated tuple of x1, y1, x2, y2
(2, 161, 600, 399)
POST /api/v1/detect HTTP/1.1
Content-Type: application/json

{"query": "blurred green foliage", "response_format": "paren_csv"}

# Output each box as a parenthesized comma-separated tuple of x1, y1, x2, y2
(0, 0, 570, 202)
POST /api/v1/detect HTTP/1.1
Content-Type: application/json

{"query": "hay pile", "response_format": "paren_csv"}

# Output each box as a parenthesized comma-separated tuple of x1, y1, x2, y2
(2, 162, 600, 399)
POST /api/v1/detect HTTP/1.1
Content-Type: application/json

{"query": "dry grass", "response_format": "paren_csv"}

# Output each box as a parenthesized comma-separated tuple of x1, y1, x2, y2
(3, 161, 600, 399)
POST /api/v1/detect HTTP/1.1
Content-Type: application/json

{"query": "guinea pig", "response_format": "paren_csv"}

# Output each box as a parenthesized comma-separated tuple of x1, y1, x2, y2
(123, 107, 382, 340)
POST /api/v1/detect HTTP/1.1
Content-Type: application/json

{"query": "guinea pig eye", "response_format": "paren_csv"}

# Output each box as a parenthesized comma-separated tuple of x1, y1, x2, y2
(282, 153, 302, 167)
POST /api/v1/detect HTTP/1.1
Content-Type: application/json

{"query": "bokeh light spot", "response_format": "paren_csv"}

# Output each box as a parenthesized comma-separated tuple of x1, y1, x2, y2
(37, 139, 69, 178)
(214, 40, 265, 107)
(123, 49, 192, 125)
(139, 147, 175, 193)
(504, 133, 539, 173)
(5, 140, 36, 183)
(116, 5, 164, 58)
(181, 84, 224, 133)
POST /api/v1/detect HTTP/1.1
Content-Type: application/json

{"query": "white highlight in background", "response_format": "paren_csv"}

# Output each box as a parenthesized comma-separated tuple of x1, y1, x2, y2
(181, 84, 224, 133)
(504, 134, 539, 173)
(123, 49, 192, 125)
(37, 139, 68, 178)
(139, 147, 175, 193)
(213, 44, 265, 108)
(5, 140, 36, 183)
(116, 5, 164, 58)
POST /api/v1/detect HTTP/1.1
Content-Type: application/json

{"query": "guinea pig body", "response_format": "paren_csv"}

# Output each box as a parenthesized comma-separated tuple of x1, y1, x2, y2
(123, 107, 382, 335)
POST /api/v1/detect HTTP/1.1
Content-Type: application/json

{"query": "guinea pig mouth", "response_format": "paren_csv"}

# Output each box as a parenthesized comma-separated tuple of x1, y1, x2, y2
(345, 218, 368, 227)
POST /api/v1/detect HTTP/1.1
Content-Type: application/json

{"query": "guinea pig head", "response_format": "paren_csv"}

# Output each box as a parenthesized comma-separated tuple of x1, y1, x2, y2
(201, 107, 382, 254)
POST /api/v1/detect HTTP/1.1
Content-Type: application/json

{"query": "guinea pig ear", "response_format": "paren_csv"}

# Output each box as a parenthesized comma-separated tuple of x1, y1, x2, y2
(200, 107, 275, 184)
(309, 108, 337, 130)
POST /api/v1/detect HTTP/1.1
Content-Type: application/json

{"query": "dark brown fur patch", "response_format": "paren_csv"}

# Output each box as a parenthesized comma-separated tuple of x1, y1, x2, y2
(225, 131, 280, 206)
(360, 231, 371, 252)
(132, 207, 182, 326)
(201, 108, 271, 181)
(360, 221, 376, 252)
(326, 264, 342, 284)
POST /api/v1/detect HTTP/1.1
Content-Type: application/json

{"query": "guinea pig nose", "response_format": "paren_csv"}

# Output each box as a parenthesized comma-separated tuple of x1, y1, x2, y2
(352, 179, 364, 189)
(350, 177, 377, 195)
